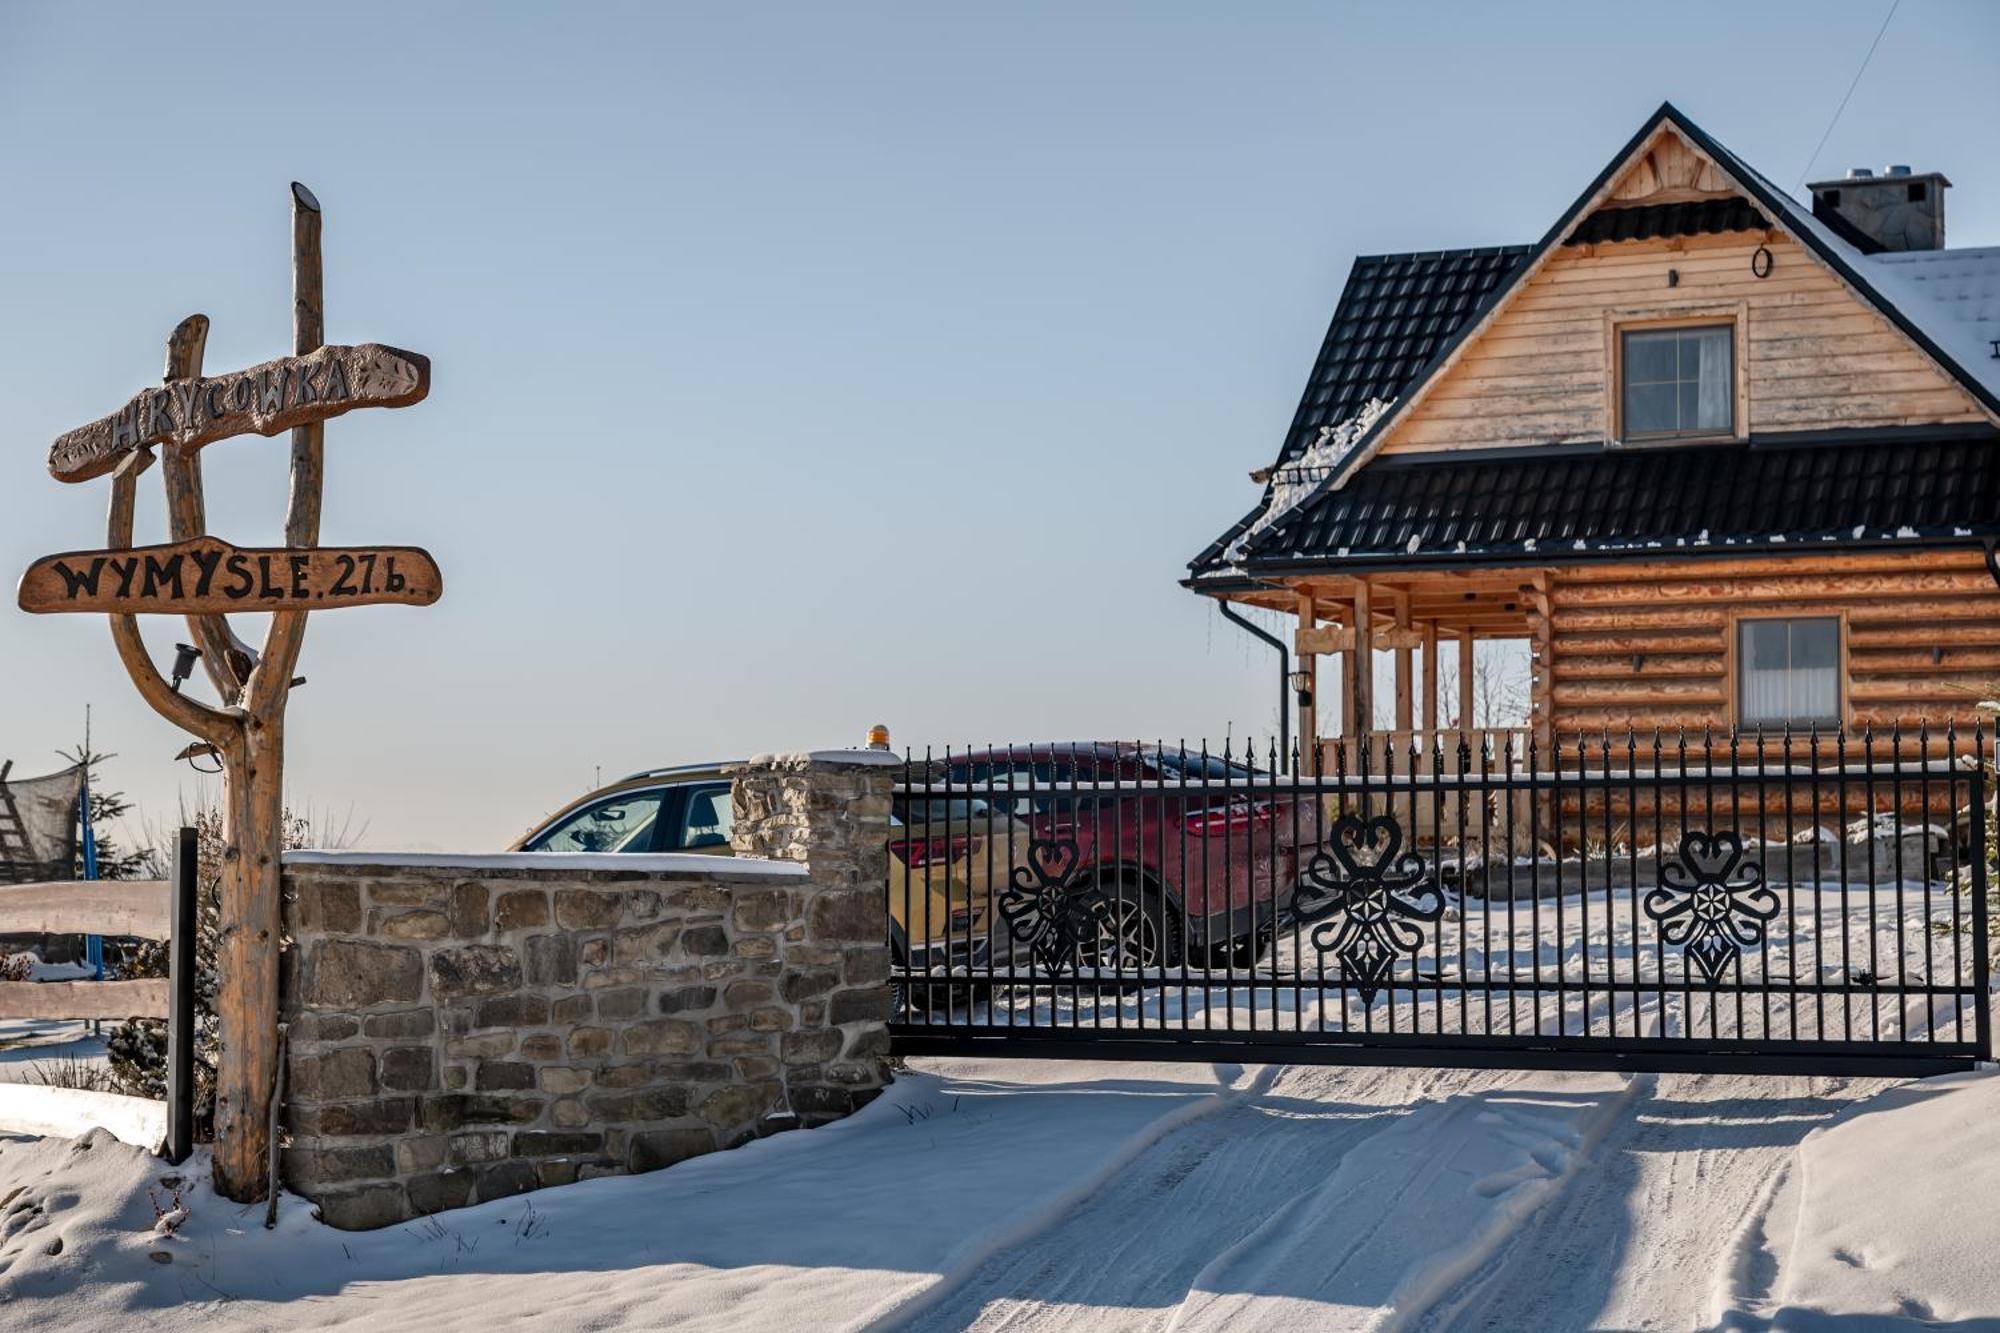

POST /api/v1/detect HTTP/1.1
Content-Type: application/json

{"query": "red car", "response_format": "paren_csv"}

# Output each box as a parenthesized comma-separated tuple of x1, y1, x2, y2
(932, 743, 1315, 970)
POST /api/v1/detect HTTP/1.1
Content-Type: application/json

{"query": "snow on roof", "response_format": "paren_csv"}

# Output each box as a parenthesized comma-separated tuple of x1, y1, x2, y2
(1863, 246, 2000, 400)
(1223, 397, 1392, 564)
(1705, 136, 2000, 403)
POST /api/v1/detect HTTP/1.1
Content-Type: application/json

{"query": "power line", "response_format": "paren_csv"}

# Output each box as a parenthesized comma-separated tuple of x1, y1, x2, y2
(1795, 0, 1902, 190)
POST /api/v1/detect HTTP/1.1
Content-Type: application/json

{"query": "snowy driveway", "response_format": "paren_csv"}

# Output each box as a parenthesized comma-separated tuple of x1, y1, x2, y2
(5, 1055, 1997, 1331)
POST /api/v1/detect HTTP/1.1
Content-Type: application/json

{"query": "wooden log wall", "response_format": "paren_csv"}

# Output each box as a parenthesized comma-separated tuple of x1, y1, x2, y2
(1532, 551, 1999, 837)
(1544, 551, 2000, 740)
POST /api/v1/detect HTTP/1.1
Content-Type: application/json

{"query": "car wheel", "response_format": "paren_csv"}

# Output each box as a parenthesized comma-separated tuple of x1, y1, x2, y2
(1080, 878, 1181, 973)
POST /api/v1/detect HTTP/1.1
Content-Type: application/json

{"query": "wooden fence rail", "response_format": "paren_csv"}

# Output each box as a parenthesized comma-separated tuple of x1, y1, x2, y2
(0, 836, 194, 1164)
(0, 879, 171, 1018)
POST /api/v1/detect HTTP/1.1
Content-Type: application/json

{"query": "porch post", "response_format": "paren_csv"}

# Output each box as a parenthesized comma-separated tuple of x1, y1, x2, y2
(1351, 579, 1374, 743)
(1421, 620, 1439, 736)
(1457, 630, 1475, 732)
(1393, 594, 1414, 734)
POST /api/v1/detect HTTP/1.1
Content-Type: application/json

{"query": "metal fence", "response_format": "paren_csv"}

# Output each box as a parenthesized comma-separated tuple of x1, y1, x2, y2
(885, 729, 1991, 1076)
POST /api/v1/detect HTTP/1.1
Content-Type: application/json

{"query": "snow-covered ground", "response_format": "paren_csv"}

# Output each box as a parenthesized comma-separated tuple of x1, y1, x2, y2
(0, 1055, 1993, 1330)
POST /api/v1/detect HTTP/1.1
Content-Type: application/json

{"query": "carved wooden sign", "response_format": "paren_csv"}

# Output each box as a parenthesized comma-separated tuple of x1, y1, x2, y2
(48, 343, 430, 483)
(19, 537, 442, 615)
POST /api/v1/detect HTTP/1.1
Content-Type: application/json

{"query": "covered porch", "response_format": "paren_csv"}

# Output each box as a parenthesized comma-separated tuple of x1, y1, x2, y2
(1212, 568, 1543, 771)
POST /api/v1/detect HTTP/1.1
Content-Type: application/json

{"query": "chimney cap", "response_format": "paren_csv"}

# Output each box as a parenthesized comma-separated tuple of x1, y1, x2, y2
(1808, 169, 1953, 192)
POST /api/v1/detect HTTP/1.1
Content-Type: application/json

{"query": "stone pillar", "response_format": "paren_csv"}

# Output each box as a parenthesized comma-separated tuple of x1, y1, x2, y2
(725, 751, 897, 1120)
(277, 750, 898, 1229)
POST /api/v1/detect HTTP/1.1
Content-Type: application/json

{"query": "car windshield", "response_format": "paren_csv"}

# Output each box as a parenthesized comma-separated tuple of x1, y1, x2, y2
(524, 788, 666, 853)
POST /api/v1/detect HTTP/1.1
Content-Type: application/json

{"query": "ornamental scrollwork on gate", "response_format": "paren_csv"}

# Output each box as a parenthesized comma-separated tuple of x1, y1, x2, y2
(1643, 830, 1781, 986)
(998, 836, 1109, 976)
(1296, 813, 1442, 1004)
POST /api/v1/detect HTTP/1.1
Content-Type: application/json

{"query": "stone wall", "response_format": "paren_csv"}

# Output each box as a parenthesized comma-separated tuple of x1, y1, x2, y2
(278, 752, 897, 1229)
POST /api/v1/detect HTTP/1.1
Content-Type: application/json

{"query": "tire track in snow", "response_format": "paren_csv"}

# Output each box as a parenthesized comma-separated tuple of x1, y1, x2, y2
(890, 1065, 1511, 1333)
(1409, 1073, 1889, 1333)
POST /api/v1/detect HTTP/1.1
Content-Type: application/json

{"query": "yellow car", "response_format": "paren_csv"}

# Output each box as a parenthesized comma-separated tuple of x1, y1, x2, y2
(512, 762, 1031, 971)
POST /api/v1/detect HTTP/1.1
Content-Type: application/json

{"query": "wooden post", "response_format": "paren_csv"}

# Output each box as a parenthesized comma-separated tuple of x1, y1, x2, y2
(215, 183, 324, 1204)
(1294, 592, 1318, 765)
(164, 824, 196, 1166)
(1458, 630, 1476, 732)
(1351, 580, 1374, 740)
(1422, 621, 1439, 737)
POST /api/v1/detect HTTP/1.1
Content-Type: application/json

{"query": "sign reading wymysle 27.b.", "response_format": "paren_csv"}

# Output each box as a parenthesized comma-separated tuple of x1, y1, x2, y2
(18, 537, 442, 615)
(48, 343, 430, 483)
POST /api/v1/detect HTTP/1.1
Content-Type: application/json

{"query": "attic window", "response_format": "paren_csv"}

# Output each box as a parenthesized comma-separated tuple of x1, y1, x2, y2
(1620, 324, 1734, 440)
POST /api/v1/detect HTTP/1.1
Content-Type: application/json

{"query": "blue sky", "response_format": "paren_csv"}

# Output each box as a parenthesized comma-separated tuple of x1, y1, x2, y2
(1, 1, 1994, 850)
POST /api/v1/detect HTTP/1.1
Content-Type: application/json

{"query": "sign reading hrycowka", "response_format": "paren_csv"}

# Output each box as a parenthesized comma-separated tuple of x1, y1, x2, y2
(48, 343, 429, 483)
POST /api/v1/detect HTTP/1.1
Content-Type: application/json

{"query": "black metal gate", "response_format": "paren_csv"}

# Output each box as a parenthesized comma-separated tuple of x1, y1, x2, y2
(885, 731, 1991, 1076)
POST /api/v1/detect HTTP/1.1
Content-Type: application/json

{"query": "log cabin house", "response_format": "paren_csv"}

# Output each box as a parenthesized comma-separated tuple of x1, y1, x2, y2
(1188, 103, 2000, 812)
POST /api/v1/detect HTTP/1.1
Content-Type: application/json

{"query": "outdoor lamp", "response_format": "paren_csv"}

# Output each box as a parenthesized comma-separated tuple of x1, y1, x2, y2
(867, 723, 892, 750)
(1289, 669, 1314, 706)
(169, 643, 202, 693)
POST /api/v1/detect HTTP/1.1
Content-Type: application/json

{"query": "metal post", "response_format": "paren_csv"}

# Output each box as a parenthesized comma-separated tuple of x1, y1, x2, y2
(1971, 755, 1991, 1062)
(164, 824, 197, 1165)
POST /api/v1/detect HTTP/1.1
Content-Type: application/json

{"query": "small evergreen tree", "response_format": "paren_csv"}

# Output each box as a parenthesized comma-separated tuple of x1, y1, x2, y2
(56, 739, 154, 881)
(106, 804, 322, 1140)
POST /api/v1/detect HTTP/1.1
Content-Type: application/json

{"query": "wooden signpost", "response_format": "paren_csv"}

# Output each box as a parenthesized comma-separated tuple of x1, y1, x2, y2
(21, 538, 442, 615)
(18, 182, 439, 1203)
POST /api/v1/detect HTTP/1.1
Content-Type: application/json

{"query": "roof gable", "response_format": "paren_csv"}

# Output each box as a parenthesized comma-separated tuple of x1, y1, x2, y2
(1191, 103, 2000, 581)
(1306, 104, 2000, 495)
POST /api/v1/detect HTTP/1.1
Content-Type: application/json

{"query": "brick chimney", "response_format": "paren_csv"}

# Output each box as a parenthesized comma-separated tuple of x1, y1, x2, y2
(1808, 166, 1949, 253)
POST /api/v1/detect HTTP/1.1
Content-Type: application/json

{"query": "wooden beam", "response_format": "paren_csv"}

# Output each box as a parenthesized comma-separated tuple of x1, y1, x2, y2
(0, 979, 168, 1021)
(0, 880, 168, 939)
(1551, 550, 1989, 583)
(1393, 595, 1413, 732)
(1296, 624, 1428, 655)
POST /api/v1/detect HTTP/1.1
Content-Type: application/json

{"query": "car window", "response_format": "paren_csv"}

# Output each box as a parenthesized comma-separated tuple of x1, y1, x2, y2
(672, 783, 734, 850)
(890, 797, 995, 827)
(524, 788, 667, 853)
(1148, 749, 1257, 780)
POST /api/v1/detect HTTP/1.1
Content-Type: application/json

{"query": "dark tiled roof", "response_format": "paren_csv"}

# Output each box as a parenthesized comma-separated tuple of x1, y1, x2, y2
(1188, 245, 1531, 573)
(1234, 434, 2000, 572)
(1277, 247, 1533, 469)
(1564, 197, 1768, 246)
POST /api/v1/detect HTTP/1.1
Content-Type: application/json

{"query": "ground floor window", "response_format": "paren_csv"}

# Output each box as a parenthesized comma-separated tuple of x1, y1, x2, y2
(1737, 616, 1841, 729)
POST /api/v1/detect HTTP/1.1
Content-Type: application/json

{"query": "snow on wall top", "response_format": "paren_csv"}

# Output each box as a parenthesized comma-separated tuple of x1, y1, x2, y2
(282, 850, 808, 877)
